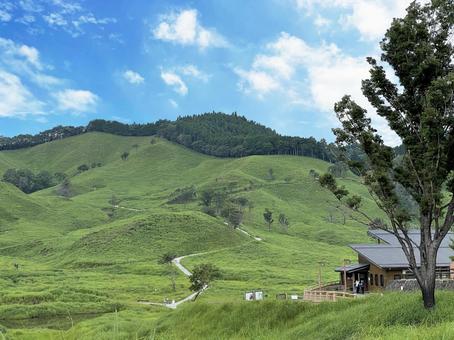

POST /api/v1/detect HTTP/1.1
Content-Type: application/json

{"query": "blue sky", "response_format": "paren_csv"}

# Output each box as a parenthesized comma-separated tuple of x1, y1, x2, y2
(0, 0, 414, 144)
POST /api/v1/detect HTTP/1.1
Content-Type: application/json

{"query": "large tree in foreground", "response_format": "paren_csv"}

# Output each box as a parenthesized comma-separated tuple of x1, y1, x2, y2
(330, 1, 453, 309)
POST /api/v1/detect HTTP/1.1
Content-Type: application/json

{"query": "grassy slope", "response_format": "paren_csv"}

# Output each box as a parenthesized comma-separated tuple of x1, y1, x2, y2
(0, 132, 391, 338)
(151, 292, 454, 340)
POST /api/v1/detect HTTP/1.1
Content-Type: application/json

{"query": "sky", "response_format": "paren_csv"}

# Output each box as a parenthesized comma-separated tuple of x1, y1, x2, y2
(0, 0, 419, 145)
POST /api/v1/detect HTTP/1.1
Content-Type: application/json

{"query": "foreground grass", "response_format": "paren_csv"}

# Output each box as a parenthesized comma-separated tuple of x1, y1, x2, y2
(153, 292, 454, 340)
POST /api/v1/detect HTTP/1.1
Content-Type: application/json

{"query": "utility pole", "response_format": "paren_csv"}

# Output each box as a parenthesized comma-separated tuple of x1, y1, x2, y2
(318, 261, 326, 289)
(343, 259, 351, 293)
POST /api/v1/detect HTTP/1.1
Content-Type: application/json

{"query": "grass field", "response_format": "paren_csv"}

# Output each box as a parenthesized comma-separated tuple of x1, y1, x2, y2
(0, 132, 436, 339)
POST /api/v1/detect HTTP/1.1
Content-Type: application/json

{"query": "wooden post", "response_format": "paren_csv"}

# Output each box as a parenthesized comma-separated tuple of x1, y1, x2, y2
(343, 259, 351, 293)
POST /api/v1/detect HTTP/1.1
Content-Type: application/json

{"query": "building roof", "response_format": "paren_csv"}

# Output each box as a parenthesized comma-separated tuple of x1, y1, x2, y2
(349, 230, 454, 269)
(334, 263, 370, 273)
(368, 229, 454, 248)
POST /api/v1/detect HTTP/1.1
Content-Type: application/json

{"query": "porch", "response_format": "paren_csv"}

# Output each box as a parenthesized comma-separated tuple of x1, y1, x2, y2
(334, 263, 370, 294)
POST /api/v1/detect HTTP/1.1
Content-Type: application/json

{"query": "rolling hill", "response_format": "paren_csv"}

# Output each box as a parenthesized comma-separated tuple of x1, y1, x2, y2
(0, 131, 399, 339)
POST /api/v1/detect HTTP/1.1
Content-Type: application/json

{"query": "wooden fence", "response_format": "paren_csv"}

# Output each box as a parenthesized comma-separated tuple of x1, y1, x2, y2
(303, 289, 357, 302)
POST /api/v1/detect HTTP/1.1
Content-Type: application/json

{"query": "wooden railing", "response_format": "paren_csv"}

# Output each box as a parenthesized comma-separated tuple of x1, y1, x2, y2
(303, 289, 357, 302)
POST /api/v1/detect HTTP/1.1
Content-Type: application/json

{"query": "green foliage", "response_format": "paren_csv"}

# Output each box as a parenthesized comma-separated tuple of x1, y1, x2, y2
(2, 168, 59, 194)
(77, 164, 90, 172)
(158, 252, 177, 265)
(319, 173, 337, 192)
(332, 0, 454, 308)
(328, 161, 348, 178)
(226, 205, 244, 229)
(279, 213, 290, 231)
(263, 208, 274, 231)
(189, 263, 221, 293)
(1, 113, 340, 163)
(120, 152, 129, 161)
(346, 195, 362, 210)
(167, 186, 197, 204)
(56, 178, 72, 197)
(267, 168, 275, 180)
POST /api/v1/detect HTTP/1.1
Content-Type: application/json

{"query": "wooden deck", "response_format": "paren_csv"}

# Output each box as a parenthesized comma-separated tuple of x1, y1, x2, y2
(303, 289, 357, 302)
(303, 281, 358, 302)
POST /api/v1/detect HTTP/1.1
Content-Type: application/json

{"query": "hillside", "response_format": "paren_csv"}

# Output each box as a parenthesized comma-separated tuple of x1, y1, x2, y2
(0, 132, 380, 338)
(0, 113, 338, 162)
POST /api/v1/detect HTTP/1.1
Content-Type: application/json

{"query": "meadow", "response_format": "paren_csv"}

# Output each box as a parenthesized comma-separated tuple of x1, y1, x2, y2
(0, 132, 445, 339)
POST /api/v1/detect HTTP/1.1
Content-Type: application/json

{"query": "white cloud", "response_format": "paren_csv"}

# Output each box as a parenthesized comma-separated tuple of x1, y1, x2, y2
(43, 12, 67, 26)
(73, 13, 116, 28)
(0, 37, 62, 87)
(235, 31, 400, 145)
(153, 9, 228, 49)
(0, 70, 43, 117)
(314, 14, 331, 28)
(123, 70, 144, 85)
(54, 89, 98, 113)
(295, 0, 414, 41)
(234, 68, 280, 98)
(18, 45, 41, 69)
(0, 9, 11, 22)
(179, 64, 210, 82)
(160, 71, 188, 96)
(169, 99, 178, 108)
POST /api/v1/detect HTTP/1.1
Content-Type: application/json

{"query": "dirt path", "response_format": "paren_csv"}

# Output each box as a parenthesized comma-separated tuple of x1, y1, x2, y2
(139, 226, 261, 309)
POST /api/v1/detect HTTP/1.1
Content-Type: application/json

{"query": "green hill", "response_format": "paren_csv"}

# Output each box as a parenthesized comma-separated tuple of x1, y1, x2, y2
(0, 132, 385, 338)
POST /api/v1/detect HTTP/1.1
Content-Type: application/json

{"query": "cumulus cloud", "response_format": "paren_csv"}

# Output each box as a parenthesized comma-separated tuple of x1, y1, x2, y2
(153, 9, 228, 49)
(235, 31, 400, 145)
(54, 89, 98, 113)
(295, 0, 415, 41)
(234, 68, 280, 98)
(160, 71, 188, 96)
(0, 37, 63, 88)
(0, 70, 43, 117)
(123, 70, 144, 85)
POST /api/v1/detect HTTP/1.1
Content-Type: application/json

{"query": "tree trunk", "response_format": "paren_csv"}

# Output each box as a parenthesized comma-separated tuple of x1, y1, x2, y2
(417, 245, 437, 309)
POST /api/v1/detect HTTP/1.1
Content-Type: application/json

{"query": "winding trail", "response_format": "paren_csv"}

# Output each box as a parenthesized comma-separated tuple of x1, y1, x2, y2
(139, 226, 262, 309)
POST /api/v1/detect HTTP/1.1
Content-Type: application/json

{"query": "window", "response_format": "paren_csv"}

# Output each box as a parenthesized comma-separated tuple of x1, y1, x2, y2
(394, 274, 402, 280)
(375, 274, 378, 286)
(370, 274, 374, 285)
(380, 274, 384, 287)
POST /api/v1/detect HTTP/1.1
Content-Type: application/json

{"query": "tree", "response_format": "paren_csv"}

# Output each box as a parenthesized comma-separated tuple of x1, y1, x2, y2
(267, 168, 275, 180)
(309, 169, 320, 180)
(109, 194, 120, 207)
(77, 164, 89, 172)
(57, 178, 72, 198)
(158, 252, 178, 292)
(189, 263, 221, 300)
(227, 206, 244, 229)
(263, 208, 274, 231)
(330, 1, 454, 309)
(200, 189, 215, 207)
(278, 213, 290, 232)
(121, 152, 129, 160)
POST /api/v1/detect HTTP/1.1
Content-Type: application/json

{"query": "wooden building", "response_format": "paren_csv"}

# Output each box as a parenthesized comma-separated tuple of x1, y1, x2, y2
(335, 230, 454, 292)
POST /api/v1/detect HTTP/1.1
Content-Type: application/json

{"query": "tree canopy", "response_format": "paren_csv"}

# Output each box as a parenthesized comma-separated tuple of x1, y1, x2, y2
(330, 0, 453, 309)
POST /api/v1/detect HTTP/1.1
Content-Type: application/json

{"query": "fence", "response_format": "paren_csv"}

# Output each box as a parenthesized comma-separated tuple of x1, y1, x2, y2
(303, 289, 357, 302)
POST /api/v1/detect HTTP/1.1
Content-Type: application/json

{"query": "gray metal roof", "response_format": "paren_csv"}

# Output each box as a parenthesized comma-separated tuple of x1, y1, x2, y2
(334, 263, 370, 273)
(350, 243, 454, 269)
(367, 229, 454, 248)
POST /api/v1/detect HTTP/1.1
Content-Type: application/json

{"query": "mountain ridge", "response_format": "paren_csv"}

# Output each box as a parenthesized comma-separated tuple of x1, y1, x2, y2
(0, 112, 338, 163)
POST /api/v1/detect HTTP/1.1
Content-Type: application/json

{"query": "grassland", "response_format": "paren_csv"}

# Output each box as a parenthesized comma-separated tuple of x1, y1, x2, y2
(0, 132, 436, 339)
